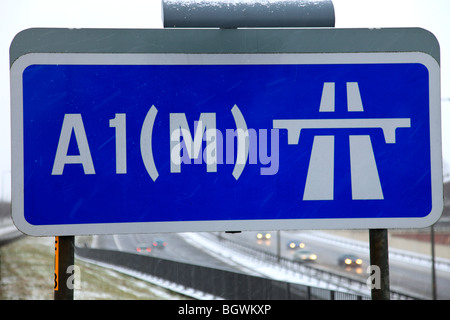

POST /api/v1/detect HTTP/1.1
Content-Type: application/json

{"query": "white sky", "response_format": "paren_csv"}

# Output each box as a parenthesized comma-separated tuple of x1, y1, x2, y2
(0, 0, 449, 200)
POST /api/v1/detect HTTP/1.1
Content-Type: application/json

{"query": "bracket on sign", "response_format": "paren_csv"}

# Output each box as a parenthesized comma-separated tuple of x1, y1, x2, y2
(162, 0, 335, 28)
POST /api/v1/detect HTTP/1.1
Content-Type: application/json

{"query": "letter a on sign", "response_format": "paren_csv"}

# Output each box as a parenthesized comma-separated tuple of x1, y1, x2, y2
(51, 114, 95, 175)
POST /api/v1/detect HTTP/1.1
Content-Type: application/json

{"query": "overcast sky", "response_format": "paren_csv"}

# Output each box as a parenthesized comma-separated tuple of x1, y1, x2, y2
(1, 0, 449, 200)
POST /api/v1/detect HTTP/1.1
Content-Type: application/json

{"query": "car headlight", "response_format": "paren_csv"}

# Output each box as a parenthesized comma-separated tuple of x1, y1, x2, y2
(356, 259, 362, 265)
(299, 243, 305, 248)
(345, 258, 352, 265)
(310, 254, 317, 260)
(289, 243, 296, 248)
(257, 233, 263, 239)
(265, 233, 271, 239)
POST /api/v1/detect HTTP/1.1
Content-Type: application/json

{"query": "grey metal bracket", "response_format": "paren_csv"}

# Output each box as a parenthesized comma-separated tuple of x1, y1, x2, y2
(162, 0, 335, 28)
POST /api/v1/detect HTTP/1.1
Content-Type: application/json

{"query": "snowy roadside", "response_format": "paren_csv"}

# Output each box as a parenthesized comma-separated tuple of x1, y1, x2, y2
(0, 236, 188, 300)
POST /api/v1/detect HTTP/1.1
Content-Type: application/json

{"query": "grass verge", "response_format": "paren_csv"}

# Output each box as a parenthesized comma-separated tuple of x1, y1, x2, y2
(0, 236, 188, 300)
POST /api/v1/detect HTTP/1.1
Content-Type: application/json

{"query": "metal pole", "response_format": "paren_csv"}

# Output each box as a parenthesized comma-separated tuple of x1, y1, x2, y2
(431, 225, 437, 300)
(54, 236, 75, 300)
(277, 230, 281, 263)
(163, 0, 335, 28)
(369, 229, 390, 300)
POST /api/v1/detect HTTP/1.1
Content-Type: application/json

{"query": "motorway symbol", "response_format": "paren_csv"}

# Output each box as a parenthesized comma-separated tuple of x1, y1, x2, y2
(274, 82, 411, 201)
(10, 28, 443, 236)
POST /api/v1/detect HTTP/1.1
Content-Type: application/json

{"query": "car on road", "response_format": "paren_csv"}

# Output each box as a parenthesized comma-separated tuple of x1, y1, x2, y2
(293, 250, 317, 263)
(287, 240, 305, 249)
(152, 239, 167, 249)
(256, 232, 271, 240)
(338, 254, 363, 267)
(136, 244, 152, 253)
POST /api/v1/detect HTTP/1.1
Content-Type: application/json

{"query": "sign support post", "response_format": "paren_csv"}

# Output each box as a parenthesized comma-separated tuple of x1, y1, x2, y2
(54, 236, 74, 300)
(369, 229, 390, 300)
(431, 225, 437, 300)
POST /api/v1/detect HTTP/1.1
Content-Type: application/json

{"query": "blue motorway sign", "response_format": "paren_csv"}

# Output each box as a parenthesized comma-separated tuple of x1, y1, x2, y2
(11, 51, 442, 235)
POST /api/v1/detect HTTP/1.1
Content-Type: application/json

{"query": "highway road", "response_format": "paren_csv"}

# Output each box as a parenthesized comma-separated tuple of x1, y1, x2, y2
(92, 232, 262, 275)
(220, 230, 450, 300)
(0, 219, 23, 245)
(92, 230, 450, 299)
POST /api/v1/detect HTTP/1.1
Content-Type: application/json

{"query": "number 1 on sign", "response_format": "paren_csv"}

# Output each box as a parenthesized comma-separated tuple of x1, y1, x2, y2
(109, 113, 127, 174)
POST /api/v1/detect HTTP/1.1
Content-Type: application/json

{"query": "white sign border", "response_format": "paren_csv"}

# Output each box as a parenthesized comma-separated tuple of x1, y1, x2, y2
(11, 52, 442, 236)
